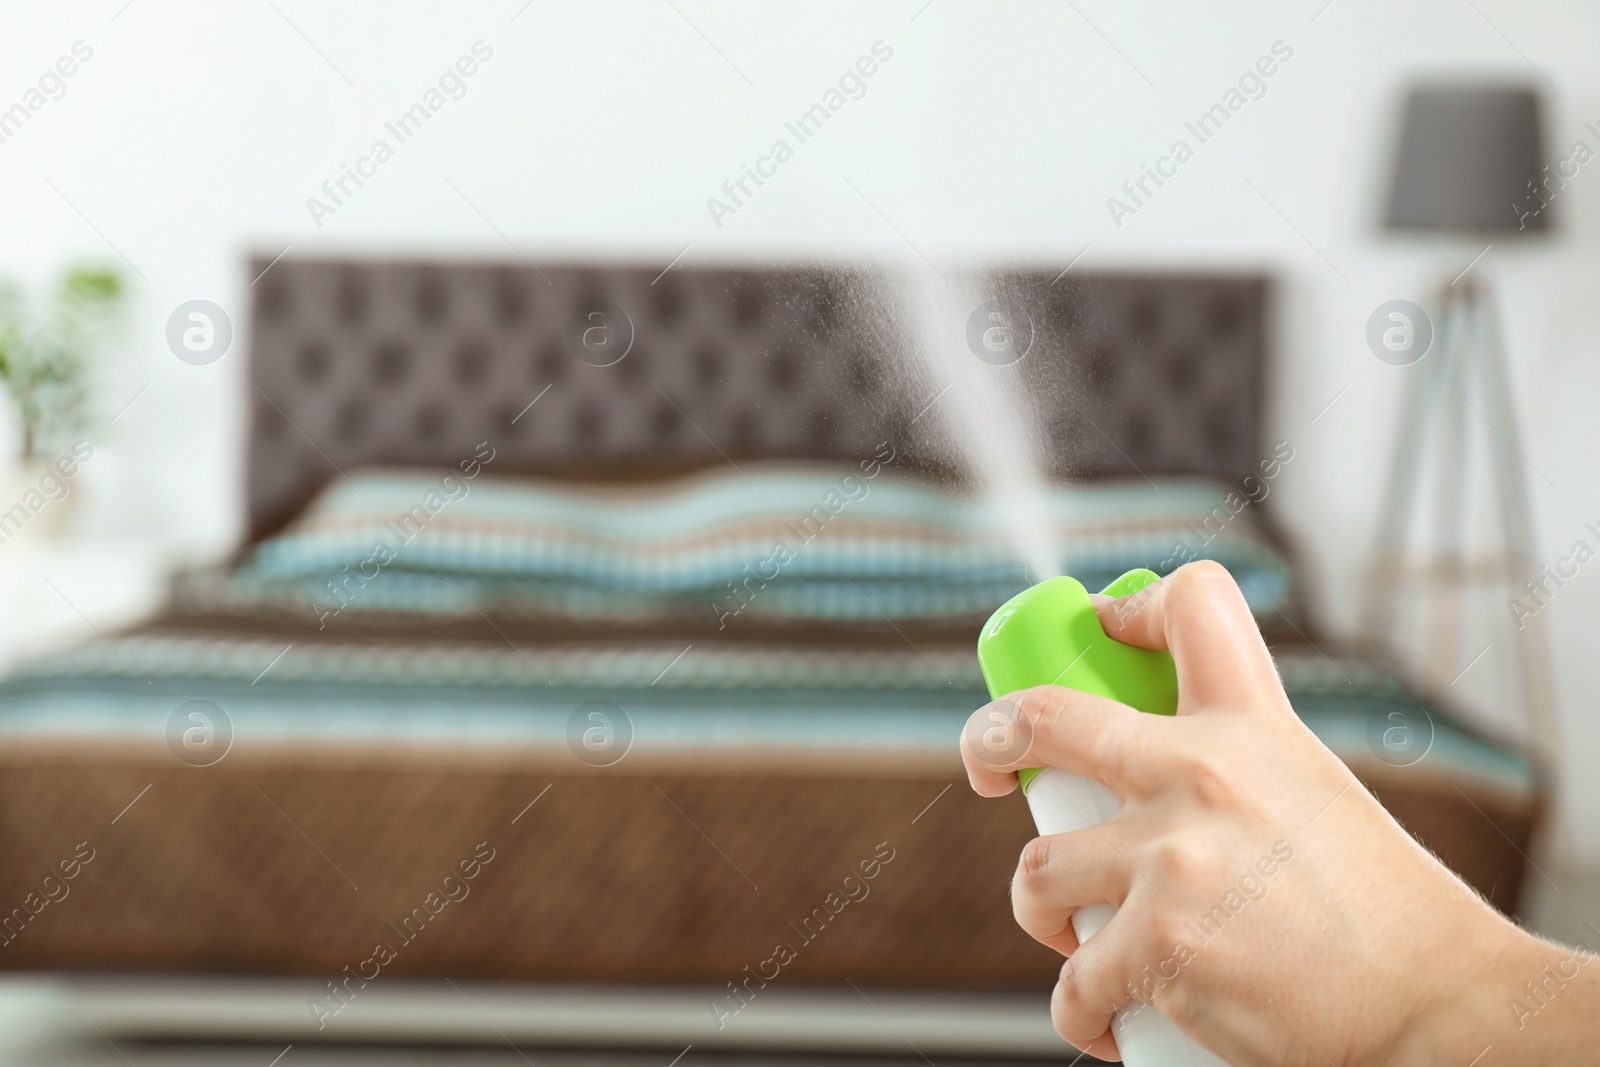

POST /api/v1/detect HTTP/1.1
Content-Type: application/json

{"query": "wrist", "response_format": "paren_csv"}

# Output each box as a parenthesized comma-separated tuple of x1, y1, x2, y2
(1384, 922, 1577, 1066)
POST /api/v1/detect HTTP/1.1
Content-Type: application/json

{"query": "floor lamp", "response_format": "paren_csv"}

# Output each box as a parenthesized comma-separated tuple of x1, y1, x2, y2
(1363, 85, 1562, 784)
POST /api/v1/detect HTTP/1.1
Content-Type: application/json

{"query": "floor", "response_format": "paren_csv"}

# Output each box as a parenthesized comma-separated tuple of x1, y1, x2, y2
(2, 1044, 1099, 1067)
(0, 979, 1099, 1067)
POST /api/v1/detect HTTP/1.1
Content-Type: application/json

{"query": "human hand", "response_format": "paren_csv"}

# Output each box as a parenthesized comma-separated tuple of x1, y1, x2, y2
(960, 561, 1583, 1065)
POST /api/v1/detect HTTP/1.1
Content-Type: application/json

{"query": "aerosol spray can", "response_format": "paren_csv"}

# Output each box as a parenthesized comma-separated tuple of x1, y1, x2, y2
(976, 569, 1230, 1067)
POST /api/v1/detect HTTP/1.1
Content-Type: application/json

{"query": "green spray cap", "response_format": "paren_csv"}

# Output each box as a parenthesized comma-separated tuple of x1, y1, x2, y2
(975, 569, 1178, 792)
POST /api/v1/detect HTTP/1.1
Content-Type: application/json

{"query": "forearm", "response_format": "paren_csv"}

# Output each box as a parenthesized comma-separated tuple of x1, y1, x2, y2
(1393, 927, 1600, 1066)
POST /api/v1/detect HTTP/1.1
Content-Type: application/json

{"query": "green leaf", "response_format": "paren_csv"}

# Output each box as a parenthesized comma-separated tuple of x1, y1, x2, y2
(61, 267, 121, 304)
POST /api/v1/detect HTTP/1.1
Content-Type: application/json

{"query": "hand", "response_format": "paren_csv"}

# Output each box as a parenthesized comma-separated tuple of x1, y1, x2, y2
(960, 561, 1591, 1065)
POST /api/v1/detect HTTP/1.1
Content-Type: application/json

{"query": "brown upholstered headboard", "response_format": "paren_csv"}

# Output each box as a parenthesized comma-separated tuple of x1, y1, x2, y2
(246, 259, 1269, 540)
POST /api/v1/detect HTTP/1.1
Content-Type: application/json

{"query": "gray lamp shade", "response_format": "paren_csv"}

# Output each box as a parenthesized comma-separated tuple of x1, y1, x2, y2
(1384, 84, 1550, 235)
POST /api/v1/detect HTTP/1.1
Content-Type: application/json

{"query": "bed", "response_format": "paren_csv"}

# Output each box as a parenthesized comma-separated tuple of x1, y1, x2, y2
(0, 260, 1538, 997)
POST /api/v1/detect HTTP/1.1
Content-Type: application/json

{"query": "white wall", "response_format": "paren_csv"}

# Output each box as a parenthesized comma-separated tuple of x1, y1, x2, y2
(4, 0, 1600, 859)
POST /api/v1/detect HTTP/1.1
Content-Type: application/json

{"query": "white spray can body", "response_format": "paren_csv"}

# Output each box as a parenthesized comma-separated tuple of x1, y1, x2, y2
(1026, 767, 1232, 1067)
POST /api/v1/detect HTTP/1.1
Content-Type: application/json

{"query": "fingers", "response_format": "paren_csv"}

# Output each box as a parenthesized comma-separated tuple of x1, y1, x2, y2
(961, 684, 1173, 800)
(1012, 827, 1134, 953)
(1060, 1025, 1120, 1063)
(1050, 910, 1142, 1056)
(1093, 560, 1285, 713)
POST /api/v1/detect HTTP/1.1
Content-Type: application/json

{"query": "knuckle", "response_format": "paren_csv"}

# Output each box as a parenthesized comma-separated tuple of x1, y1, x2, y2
(1029, 688, 1113, 759)
(1175, 558, 1233, 585)
(1166, 559, 1237, 608)
(1185, 754, 1239, 809)
(1147, 833, 1219, 887)
(1055, 955, 1093, 1015)
(1017, 835, 1054, 885)
(1019, 685, 1068, 726)
(1148, 835, 1199, 884)
(1052, 954, 1116, 1046)
(1023, 689, 1069, 746)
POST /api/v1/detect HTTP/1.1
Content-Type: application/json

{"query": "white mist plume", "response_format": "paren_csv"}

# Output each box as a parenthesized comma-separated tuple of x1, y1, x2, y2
(893, 262, 1061, 583)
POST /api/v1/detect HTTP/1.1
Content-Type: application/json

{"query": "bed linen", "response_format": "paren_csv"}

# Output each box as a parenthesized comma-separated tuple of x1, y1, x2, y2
(0, 630, 1533, 805)
(185, 466, 1296, 624)
(0, 463, 1529, 809)
(0, 466, 1538, 983)
(0, 464, 1529, 812)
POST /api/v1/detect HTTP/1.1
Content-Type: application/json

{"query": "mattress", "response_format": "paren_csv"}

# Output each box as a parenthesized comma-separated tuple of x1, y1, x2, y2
(0, 467, 1538, 984)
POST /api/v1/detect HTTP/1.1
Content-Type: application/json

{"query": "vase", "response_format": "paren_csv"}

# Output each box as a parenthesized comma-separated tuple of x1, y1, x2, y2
(0, 457, 81, 547)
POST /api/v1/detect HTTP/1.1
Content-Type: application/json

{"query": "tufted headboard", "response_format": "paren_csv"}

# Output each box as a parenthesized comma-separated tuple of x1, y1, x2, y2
(246, 259, 1269, 540)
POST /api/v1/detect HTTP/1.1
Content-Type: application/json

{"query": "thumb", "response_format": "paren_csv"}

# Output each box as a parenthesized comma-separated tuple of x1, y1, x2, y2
(1090, 561, 1287, 713)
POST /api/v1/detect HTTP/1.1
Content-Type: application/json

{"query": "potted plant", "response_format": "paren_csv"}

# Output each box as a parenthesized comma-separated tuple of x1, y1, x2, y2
(0, 267, 122, 541)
